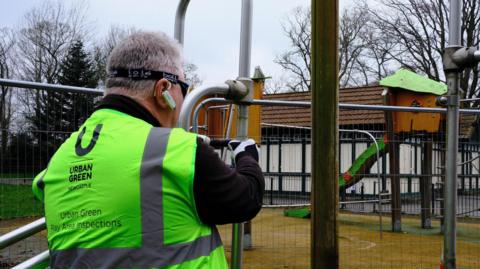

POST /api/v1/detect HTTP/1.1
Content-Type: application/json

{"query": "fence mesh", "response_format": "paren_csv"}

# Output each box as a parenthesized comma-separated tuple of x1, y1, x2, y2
(0, 87, 99, 268)
(1, 87, 480, 268)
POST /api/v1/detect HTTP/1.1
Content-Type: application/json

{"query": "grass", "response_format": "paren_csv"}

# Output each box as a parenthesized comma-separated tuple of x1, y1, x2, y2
(2, 206, 479, 268)
(0, 184, 43, 219)
(217, 208, 480, 269)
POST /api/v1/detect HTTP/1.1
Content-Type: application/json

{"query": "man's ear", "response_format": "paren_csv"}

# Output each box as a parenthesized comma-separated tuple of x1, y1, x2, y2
(153, 79, 172, 110)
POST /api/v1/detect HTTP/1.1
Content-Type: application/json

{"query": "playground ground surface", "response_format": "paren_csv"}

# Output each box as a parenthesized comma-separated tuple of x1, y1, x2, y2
(1, 209, 480, 269)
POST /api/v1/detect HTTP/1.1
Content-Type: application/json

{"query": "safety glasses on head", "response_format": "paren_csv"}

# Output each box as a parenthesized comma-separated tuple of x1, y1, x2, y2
(108, 68, 190, 97)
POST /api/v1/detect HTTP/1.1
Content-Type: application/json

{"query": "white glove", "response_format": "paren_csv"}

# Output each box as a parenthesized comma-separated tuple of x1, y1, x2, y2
(228, 139, 260, 162)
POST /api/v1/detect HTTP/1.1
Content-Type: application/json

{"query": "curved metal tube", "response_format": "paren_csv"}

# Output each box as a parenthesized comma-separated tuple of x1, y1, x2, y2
(12, 250, 49, 269)
(174, 0, 191, 44)
(0, 218, 46, 249)
(192, 98, 228, 132)
(178, 84, 231, 130)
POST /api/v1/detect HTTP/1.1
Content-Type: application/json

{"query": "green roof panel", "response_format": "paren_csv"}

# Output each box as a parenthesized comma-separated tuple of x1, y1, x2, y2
(379, 69, 447, 95)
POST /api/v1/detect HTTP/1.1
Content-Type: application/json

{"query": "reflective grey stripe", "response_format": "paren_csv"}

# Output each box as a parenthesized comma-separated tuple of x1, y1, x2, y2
(51, 128, 223, 268)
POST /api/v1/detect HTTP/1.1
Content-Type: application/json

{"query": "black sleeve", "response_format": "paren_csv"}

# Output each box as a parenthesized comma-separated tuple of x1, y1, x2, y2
(193, 138, 265, 225)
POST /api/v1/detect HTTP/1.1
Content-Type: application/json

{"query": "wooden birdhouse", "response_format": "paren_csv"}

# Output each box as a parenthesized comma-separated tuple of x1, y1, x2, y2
(380, 69, 447, 133)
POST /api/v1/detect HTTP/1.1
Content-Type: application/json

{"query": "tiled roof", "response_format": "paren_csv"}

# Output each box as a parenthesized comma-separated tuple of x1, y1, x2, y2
(261, 86, 477, 138)
(262, 86, 385, 127)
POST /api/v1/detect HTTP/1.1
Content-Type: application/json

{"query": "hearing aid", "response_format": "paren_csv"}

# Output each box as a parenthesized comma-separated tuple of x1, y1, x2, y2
(161, 81, 176, 110)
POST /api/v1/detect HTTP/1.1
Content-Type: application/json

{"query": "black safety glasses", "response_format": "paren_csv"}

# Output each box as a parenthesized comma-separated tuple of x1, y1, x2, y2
(108, 68, 190, 97)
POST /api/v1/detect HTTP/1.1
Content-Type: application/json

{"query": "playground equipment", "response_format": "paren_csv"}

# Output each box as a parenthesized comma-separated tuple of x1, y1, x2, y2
(1, 0, 480, 268)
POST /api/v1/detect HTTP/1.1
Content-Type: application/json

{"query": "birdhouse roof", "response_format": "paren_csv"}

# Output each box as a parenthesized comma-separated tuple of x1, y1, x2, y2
(379, 69, 447, 96)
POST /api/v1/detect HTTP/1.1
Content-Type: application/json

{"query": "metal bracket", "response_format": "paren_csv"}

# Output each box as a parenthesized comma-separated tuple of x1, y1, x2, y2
(444, 46, 480, 72)
(443, 46, 464, 72)
(225, 78, 252, 103)
(452, 47, 480, 69)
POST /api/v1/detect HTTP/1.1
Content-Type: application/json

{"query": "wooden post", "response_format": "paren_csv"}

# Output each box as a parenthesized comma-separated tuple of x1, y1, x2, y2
(389, 137, 402, 232)
(384, 90, 402, 232)
(311, 0, 339, 268)
(420, 140, 433, 228)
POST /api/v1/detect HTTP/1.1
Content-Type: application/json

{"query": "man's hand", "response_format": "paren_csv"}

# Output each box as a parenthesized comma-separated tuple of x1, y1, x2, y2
(228, 139, 260, 162)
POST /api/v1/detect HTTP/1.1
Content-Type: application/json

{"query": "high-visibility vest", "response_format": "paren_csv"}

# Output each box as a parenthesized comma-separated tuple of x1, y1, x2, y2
(32, 108, 227, 269)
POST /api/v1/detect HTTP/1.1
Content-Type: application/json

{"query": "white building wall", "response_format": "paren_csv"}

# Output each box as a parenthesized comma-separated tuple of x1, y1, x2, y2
(259, 140, 480, 194)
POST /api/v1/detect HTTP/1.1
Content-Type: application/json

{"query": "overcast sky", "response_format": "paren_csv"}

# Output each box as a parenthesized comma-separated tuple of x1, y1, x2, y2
(1, 0, 352, 86)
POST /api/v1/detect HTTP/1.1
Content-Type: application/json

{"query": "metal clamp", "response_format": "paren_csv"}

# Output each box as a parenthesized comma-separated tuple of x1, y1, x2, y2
(443, 46, 464, 72)
(225, 79, 250, 102)
(444, 46, 480, 72)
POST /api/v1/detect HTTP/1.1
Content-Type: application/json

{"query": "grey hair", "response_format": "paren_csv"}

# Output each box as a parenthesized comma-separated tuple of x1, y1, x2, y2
(105, 31, 183, 98)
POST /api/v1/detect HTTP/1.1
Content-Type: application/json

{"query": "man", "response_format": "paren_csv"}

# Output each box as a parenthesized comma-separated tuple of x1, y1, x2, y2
(32, 31, 264, 269)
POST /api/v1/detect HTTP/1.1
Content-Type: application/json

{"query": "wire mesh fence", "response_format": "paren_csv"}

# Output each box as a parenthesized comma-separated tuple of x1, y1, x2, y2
(0, 86, 100, 268)
(2, 85, 480, 268)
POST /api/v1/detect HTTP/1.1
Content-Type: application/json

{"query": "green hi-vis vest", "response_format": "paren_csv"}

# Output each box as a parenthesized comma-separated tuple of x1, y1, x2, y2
(32, 109, 227, 269)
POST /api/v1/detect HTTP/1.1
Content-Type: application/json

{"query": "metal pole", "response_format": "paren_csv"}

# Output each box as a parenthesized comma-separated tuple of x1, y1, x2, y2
(0, 218, 46, 249)
(177, 83, 247, 130)
(238, 0, 252, 78)
(221, 105, 236, 161)
(311, 0, 339, 267)
(231, 0, 253, 266)
(174, 0, 191, 45)
(11, 250, 49, 269)
(444, 71, 460, 269)
(231, 103, 248, 269)
(0, 78, 102, 95)
(192, 98, 228, 132)
(444, 0, 462, 267)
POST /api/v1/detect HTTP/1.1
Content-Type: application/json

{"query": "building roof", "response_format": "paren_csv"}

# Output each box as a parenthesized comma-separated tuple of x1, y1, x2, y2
(262, 86, 385, 128)
(261, 86, 477, 138)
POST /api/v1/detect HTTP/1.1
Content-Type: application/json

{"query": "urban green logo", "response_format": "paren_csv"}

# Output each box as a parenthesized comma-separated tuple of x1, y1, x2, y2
(75, 124, 103, 156)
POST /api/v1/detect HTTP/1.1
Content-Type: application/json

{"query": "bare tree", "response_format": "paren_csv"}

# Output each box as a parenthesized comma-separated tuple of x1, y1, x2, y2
(91, 25, 138, 87)
(275, 6, 372, 91)
(0, 28, 16, 152)
(264, 74, 290, 94)
(183, 62, 202, 89)
(367, 0, 480, 104)
(17, 1, 89, 83)
(13, 1, 91, 164)
(275, 7, 311, 92)
(359, 19, 397, 83)
(338, 7, 370, 87)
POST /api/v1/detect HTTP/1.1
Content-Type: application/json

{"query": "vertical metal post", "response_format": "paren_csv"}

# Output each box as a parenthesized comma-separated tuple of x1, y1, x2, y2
(311, 0, 339, 268)
(238, 0, 252, 78)
(444, 71, 460, 269)
(443, 0, 462, 268)
(174, 0, 191, 45)
(231, 0, 253, 268)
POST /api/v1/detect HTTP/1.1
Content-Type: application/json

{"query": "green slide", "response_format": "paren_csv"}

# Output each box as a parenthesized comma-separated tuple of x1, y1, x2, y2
(339, 136, 388, 189)
(284, 136, 388, 218)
